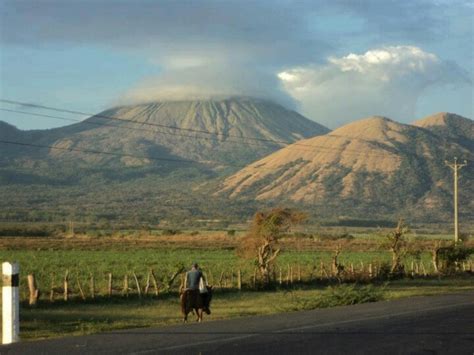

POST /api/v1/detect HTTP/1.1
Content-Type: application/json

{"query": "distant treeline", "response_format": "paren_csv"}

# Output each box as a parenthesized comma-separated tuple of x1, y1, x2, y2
(0, 224, 66, 237)
(325, 219, 398, 228)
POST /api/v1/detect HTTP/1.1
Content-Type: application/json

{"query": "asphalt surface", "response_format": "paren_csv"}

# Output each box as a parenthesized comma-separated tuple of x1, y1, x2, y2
(1, 292, 473, 355)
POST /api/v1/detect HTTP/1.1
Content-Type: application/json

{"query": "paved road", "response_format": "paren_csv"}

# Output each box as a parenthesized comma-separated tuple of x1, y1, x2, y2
(1, 292, 473, 355)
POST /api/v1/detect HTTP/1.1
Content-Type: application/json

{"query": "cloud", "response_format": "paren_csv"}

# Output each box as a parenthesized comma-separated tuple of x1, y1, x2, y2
(278, 46, 471, 127)
(0, 0, 329, 109)
(0, 0, 332, 68)
(119, 65, 296, 109)
(1, 1, 472, 122)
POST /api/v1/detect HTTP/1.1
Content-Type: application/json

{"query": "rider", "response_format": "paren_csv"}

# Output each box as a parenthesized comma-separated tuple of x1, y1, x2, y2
(184, 262, 210, 314)
(184, 262, 204, 292)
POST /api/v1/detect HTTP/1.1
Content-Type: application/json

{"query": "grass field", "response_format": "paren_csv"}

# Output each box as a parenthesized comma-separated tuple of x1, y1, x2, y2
(0, 246, 446, 301)
(1, 232, 473, 341)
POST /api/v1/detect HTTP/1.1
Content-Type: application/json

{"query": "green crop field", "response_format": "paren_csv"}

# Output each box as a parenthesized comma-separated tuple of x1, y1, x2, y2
(0, 248, 443, 301)
(1, 232, 473, 341)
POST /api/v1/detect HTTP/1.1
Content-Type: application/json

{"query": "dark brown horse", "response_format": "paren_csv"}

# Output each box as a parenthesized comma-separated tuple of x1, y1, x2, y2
(180, 286, 213, 322)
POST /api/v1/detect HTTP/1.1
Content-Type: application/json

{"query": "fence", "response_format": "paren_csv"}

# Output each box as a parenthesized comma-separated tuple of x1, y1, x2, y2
(20, 259, 474, 305)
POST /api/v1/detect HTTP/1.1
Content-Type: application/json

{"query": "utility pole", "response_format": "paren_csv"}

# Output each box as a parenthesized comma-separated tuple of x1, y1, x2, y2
(445, 157, 467, 244)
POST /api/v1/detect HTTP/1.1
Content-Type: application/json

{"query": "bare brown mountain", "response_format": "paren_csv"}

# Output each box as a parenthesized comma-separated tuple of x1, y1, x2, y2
(219, 114, 474, 220)
(413, 112, 474, 151)
(1, 98, 329, 168)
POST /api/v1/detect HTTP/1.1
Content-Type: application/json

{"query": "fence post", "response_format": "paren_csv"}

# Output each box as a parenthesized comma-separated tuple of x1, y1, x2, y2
(108, 273, 113, 297)
(123, 274, 129, 297)
(27, 274, 39, 306)
(90, 274, 95, 299)
(132, 272, 141, 298)
(150, 269, 159, 296)
(76, 277, 86, 301)
(287, 264, 291, 285)
(63, 270, 69, 301)
(237, 269, 242, 291)
(50, 273, 55, 302)
(2, 262, 20, 344)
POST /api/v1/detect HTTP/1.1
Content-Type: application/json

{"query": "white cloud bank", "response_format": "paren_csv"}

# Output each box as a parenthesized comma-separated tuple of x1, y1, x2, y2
(120, 64, 296, 109)
(278, 46, 471, 127)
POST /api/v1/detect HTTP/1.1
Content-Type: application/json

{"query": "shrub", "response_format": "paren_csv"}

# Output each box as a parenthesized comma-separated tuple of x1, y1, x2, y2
(438, 244, 474, 273)
(292, 232, 311, 238)
(162, 229, 180, 236)
(301, 284, 384, 310)
(338, 232, 354, 240)
(226, 230, 236, 237)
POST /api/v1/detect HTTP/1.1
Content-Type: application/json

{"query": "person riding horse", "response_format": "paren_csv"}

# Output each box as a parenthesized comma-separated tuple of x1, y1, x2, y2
(181, 263, 212, 322)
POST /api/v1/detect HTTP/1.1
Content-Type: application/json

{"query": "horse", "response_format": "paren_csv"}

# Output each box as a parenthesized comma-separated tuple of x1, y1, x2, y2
(180, 286, 213, 322)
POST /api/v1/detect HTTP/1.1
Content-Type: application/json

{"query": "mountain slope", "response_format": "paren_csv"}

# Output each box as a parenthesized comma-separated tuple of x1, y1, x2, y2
(219, 115, 473, 220)
(1, 98, 329, 168)
(412, 112, 474, 151)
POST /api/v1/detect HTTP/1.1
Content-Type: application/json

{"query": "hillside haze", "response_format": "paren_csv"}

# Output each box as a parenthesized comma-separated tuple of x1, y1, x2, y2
(219, 113, 474, 220)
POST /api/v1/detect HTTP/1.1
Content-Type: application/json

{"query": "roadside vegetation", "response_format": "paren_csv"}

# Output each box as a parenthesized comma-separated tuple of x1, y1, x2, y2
(15, 277, 474, 340)
(0, 216, 473, 341)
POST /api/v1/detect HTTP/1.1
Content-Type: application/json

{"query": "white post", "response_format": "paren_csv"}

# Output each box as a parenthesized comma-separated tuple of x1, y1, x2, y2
(2, 262, 20, 344)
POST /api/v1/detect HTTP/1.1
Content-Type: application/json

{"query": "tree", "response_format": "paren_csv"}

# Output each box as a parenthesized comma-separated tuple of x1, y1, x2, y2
(384, 219, 408, 276)
(238, 208, 305, 285)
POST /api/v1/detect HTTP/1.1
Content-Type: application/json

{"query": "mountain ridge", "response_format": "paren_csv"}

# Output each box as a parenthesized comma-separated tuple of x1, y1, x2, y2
(219, 113, 473, 220)
(0, 98, 329, 168)
(0, 106, 472, 223)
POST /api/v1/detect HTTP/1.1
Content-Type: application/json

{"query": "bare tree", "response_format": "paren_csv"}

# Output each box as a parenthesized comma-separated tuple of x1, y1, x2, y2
(385, 219, 408, 276)
(331, 245, 345, 281)
(238, 208, 305, 285)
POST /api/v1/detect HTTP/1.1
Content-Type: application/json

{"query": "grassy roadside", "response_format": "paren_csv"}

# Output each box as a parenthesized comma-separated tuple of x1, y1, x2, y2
(16, 276, 474, 341)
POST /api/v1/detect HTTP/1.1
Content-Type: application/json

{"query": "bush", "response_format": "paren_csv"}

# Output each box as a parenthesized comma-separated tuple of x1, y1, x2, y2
(161, 229, 181, 236)
(438, 245, 474, 273)
(376, 262, 392, 280)
(338, 232, 354, 240)
(301, 284, 384, 310)
(226, 230, 236, 237)
(189, 231, 200, 236)
(317, 233, 354, 241)
(0, 224, 65, 237)
(292, 232, 311, 238)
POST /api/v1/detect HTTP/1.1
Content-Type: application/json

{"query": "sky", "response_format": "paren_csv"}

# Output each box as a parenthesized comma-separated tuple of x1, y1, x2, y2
(0, 0, 473, 130)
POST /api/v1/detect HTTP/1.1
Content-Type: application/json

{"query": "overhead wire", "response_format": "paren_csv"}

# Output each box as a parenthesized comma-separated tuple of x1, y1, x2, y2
(0, 100, 406, 158)
(0, 139, 321, 172)
(1, 98, 300, 145)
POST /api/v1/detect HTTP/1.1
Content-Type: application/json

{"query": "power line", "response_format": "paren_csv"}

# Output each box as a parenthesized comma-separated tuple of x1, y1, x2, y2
(0, 139, 282, 171)
(0, 107, 276, 149)
(2, 107, 335, 156)
(0, 102, 407, 158)
(0, 98, 304, 145)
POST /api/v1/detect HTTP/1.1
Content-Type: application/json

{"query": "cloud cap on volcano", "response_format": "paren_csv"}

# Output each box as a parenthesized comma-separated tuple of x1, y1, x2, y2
(120, 65, 296, 109)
